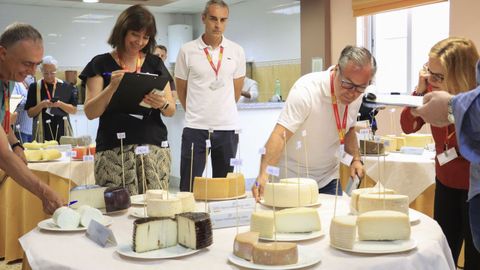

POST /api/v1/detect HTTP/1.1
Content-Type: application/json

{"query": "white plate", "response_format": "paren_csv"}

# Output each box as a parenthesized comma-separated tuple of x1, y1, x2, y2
(228, 245, 321, 270)
(331, 239, 417, 254)
(37, 216, 113, 232)
(259, 230, 325, 242)
(409, 210, 421, 225)
(116, 244, 200, 259)
(259, 198, 321, 208)
(130, 194, 146, 206)
(130, 208, 148, 218)
(196, 193, 247, 201)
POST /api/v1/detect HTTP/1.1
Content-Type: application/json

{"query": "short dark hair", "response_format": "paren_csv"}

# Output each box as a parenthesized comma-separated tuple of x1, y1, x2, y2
(155, 45, 167, 53)
(202, 0, 229, 17)
(108, 5, 157, 54)
(338, 45, 377, 77)
(0, 22, 42, 48)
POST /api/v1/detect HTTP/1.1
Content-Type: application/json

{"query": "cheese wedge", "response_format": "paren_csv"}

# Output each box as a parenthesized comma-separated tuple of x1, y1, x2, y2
(147, 197, 183, 218)
(250, 211, 274, 238)
(132, 217, 177, 253)
(358, 193, 409, 214)
(234, 231, 259, 261)
(329, 215, 357, 250)
(350, 187, 395, 214)
(193, 173, 245, 200)
(252, 242, 298, 266)
(275, 207, 321, 233)
(357, 210, 410, 241)
(177, 212, 213, 249)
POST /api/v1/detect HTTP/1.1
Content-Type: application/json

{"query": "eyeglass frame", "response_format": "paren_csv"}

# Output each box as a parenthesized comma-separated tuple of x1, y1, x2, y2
(426, 67, 445, 83)
(338, 67, 370, 94)
(42, 71, 57, 76)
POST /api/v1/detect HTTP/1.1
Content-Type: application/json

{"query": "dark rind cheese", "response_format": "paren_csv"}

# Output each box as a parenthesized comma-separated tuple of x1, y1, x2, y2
(104, 187, 131, 212)
(132, 217, 177, 253)
(177, 212, 213, 249)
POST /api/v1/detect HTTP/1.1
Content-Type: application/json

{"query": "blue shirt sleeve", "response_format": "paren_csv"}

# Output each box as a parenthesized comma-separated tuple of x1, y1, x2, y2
(453, 87, 480, 164)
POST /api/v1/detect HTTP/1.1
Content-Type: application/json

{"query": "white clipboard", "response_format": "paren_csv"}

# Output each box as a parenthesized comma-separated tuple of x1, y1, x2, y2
(363, 93, 423, 108)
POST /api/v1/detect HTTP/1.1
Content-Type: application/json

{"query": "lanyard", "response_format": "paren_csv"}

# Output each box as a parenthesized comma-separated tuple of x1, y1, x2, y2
(2, 82, 10, 133)
(43, 78, 57, 100)
(203, 46, 224, 78)
(118, 51, 142, 73)
(444, 125, 456, 150)
(330, 70, 348, 144)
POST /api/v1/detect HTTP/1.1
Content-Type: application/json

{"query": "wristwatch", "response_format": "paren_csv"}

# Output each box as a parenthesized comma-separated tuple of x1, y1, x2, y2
(11, 141, 24, 150)
(447, 97, 455, 124)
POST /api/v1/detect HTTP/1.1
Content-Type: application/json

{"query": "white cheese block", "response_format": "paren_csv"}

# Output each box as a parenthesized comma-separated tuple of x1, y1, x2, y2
(329, 215, 357, 250)
(252, 242, 298, 266)
(146, 189, 165, 200)
(177, 192, 196, 212)
(132, 217, 177, 253)
(77, 205, 103, 227)
(250, 211, 274, 238)
(234, 231, 259, 261)
(177, 212, 213, 249)
(263, 177, 319, 207)
(53, 206, 81, 229)
(357, 210, 410, 240)
(350, 187, 395, 214)
(70, 186, 108, 209)
(275, 207, 321, 233)
(147, 197, 183, 218)
(358, 193, 409, 214)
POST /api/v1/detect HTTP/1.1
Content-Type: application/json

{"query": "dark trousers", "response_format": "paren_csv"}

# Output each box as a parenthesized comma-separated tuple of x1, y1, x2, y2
(180, 127, 238, 192)
(470, 194, 480, 253)
(319, 179, 342, 195)
(434, 178, 480, 269)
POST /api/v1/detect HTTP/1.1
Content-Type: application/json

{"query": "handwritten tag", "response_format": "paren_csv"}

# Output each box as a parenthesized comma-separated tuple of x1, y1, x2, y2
(266, 165, 280, 177)
(258, 147, 266, 155)
(135, 146, 150, 155)
(83, 155, 94, 162)
(86, 219, 117, 247)
(205, 139, 211, 148)
(296, 141, 302, 150)
(116, 132, 126, 139)
(161, 141, 169, 148)
(230, 158, 243, 166)
(302, 130, 307, 137)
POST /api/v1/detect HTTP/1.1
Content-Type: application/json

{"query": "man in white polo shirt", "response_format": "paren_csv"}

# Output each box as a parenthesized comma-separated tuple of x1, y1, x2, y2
(252, 46, 376, 200)
(175, 0, 246, 191)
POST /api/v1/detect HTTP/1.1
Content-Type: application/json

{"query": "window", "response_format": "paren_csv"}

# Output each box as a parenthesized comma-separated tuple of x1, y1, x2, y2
(357, 2, 449, 94)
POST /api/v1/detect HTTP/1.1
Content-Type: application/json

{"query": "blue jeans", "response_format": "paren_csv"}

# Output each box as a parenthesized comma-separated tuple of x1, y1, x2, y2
(319, 179, 342, 195)
(16, 132, 32, 143)
(470, 194, 480, 252)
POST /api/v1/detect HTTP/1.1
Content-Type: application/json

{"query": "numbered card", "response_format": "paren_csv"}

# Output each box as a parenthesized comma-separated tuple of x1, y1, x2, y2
(135, 145, 150, 155)
(258, 147, 266, 155)
(161, 141, 169, 148)
(266, 165, 280, 177)
(205, 139, 211, 148)
(83, 155, 94, 162)
(116, 132, 126, 139)
(230, 158, 243, 167)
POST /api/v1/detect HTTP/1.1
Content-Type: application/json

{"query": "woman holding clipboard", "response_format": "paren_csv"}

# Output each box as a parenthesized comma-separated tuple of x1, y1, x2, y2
(79, 4, 175, 195)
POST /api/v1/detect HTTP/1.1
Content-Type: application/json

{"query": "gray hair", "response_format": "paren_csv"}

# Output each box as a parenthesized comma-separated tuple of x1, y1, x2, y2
(40, 55, 58, 69)
(338, 45, 377, 77)
(0, 22, 42, 48)
(202, 0, 229, 17)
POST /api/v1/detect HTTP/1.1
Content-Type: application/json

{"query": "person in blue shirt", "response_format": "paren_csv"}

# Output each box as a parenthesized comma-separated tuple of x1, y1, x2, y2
(413, 60, 480, 252)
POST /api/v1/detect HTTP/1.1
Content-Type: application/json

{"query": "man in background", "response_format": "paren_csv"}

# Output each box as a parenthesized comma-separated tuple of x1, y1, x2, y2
(0, 22, 64, 214)
(239, 77, 259, 103)
(12, 75, 34, 142)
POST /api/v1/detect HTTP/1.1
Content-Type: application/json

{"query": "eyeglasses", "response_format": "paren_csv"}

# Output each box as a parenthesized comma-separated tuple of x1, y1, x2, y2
(42, 71, 57, 76)
(338, 68, 369, 93)
(426, 68, 444, 83)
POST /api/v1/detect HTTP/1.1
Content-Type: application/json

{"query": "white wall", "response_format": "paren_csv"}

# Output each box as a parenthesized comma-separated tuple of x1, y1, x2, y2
(192, 0, 301, 62)
(0, 3, 193, 69)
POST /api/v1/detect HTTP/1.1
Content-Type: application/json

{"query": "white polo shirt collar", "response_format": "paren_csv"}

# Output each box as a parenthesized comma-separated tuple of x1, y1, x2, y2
(196, 35, 228, 50)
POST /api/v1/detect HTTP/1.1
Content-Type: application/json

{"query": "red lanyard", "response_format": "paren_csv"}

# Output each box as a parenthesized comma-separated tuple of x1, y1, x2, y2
(3, 82, 10, 133)
(43, 79, 57, 100)
(118, 52, 142, 73)
(444, 126, 456, 149)
(330, 70, 348, 144)
(203, 46, 224, 78)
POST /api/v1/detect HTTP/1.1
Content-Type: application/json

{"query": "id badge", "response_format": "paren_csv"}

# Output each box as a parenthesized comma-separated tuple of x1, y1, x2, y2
(437, 148, 458, 166)
(209, 78, 224, 90)
(338, 145, 353, 166)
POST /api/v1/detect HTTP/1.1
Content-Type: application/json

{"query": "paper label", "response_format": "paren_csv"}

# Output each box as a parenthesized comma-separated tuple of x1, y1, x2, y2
(161, 141, 169, 148)
(266, 165, 280, 176)
(116, 132, 126, 139)
(296, 141, 302, 149)
(339, 145, 354, 166)
(83, 155, 94, 162)
(135, 145, 150, 155)
(230, 158, 243, 167)
(210, 209, 253, 229)
(86, 219, 117, 247)
(208, 198, 256, 213)
(65, 151, 77, 158)
(205, 139, 211, 148)
(437, 148, 458, 166)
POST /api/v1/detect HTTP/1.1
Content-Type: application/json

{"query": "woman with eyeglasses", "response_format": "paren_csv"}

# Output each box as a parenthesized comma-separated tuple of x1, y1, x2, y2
(400, 37, 480, 269)
(26, 55, 78, 142)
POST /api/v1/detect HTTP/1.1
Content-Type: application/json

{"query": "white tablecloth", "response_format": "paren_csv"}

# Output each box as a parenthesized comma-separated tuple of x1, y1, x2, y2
(28, 157, 95, 186)
(364, 151, 436, 203)
(20, 194, 454, 270)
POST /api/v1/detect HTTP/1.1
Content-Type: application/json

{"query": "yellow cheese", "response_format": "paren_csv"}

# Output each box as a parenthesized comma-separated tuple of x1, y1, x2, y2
(193, 173, 245, 200)
(24, 141, 43, 150)
(263, 178, 318, 207)
(275, 207, 321, 233)
(250, 211, 274, 238)
(252, 242, 298, 266)
(146, 189, 165, 200)
(42, 149, 61, 160)
(25, 150, 43, 161)
(233, 231, 259, 261)
(177, 192, 196, 212)
(381, 137, 397, 152)
(386, 135, 406, 151)
(329, 215, 357, 250)
(357, 210, 410, 240)
(404, 133, 433, 148)
(358, 193, 409, 214)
